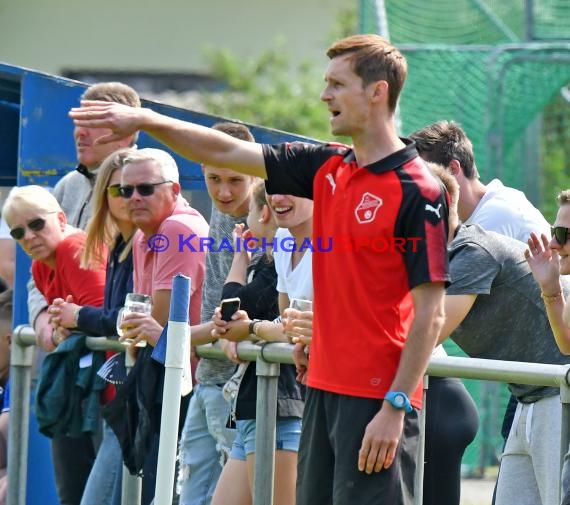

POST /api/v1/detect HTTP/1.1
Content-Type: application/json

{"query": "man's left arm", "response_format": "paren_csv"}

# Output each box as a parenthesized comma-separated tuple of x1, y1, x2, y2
(151, 288, 171, 327)
(124, 233, 201, 345)
(125, 218, 207, 346)
(120, 288, 169, 347)
(358, 281, 445, 474)
(121, 300, 218, 347)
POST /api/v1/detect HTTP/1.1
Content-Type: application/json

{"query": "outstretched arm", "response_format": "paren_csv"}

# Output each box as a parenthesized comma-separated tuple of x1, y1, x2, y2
(70, 101, 267, 177)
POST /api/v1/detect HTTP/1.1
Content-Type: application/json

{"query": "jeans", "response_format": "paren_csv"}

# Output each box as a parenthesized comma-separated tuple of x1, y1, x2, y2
(178, 384, 236, 505)
(230, 418, 302, 460)
(80, 422, 122, 505)
(51, 433, 96, 505)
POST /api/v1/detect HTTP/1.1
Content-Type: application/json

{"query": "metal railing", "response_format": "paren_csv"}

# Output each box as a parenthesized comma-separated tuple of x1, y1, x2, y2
(9, 326, 135, 505)
(9, 325, 570, 505)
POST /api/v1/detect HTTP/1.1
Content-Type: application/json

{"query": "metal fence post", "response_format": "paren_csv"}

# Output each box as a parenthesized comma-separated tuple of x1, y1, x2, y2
(253, 353, 280, 505)
(559, 373, 570, 505)
(414, 375, 428, 505)
(8, 326, 34, 505)
(155, 274, 191, 505)
(121, 350, 141, 505)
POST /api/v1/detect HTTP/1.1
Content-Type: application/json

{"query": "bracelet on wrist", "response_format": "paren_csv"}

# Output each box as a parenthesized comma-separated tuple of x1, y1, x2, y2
(541, 290, 563, 302)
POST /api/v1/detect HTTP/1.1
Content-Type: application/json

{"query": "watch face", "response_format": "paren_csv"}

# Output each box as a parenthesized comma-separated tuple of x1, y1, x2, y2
(394, 394, 405, 407)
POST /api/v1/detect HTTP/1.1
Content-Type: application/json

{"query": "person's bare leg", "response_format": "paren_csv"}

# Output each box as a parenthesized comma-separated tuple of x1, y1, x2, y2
(211, 458, 251, 505)
(245, 451, 298, 505)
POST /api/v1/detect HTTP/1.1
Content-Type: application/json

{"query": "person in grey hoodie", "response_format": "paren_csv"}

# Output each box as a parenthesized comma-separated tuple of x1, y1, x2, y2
(177, 122, 259, 505)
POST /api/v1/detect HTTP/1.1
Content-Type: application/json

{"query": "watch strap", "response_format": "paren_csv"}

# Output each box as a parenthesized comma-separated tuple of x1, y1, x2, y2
(385, 391, 413, 413)
(248, 319, 262, 337)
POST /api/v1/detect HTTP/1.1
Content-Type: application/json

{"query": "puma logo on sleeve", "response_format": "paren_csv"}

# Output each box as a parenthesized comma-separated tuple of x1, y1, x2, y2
(425, 203, 442, 219)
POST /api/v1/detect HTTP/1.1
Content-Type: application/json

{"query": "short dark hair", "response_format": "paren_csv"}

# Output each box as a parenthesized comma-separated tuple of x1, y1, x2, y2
(326, 34, 407, 113)
(410, 120, 477, 179)
(82, 82, 141, 108)
(82, 82, 141, 145)
(212, 122, 255, 142)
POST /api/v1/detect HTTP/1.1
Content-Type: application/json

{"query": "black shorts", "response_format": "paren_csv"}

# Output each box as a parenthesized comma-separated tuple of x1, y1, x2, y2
(296, 387, 419, 505)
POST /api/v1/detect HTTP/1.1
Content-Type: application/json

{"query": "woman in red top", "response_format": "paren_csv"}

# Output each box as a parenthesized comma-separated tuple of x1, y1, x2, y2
(2, 185, 106, 324)
(2, 184, 106, 505)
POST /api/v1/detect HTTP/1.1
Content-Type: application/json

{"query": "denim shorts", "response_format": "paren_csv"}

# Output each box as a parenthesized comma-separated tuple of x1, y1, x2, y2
(229, 417, 302, 461)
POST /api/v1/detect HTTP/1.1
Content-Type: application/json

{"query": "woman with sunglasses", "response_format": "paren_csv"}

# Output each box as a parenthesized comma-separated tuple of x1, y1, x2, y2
(1, 185, 107, 505)
(2, 186, 108, 340)
(48, 148, 138, 505)
(526, 194, 570, 505)
(526, 190, 570, 355)
(49, 148, 136, 345)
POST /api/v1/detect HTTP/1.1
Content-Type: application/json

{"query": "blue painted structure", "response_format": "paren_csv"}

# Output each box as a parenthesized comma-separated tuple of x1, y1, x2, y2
(0, 61, 317, 504)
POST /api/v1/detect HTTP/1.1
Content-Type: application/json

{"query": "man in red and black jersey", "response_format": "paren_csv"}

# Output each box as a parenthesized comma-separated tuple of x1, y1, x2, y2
(71, 34, 450, 505)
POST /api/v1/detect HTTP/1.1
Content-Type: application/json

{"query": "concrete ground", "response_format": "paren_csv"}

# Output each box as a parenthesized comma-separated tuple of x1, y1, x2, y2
(460, 477, 495, 505)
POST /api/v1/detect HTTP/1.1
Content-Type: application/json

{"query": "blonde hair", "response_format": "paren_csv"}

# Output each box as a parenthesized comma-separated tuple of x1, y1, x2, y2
(252, 179, 270, 212)
(251, 180, 276, 261)
(2, 186, 61, 227)
(82, 148, 135, 268)
(425, 161, 459, 210)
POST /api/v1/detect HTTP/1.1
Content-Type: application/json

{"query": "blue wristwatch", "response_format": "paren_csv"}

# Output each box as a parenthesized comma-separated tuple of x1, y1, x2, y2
(385, 391, 413, 413)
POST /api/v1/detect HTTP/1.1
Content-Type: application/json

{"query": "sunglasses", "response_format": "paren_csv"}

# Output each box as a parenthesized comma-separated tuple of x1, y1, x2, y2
(10, 217, 47, 240)
(107, 184, 122, 198)
(119, 181, 173, 199)
(551, 226, 570, 245)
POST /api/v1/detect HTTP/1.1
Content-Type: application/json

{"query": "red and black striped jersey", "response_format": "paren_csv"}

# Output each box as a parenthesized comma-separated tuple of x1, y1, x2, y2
(263, 139, 449, 406)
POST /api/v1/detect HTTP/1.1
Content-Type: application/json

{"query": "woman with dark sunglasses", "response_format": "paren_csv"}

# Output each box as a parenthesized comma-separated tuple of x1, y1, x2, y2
(49, 148, 136, 343)
(2, 186, 107, 336)
(1, 184, 107, 505)
(524, 191, 570, 505)
(526, 189, 570, 355)
(46, 148, 142, 505)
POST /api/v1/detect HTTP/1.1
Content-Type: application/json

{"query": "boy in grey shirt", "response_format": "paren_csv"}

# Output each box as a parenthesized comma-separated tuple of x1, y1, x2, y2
(178, 122, 259, 505)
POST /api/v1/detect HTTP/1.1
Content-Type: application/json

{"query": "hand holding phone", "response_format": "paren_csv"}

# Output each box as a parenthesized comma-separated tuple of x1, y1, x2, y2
(220, 297, 241, 322)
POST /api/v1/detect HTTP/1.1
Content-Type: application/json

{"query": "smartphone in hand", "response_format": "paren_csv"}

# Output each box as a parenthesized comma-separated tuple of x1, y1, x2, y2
(220, 297, 241, 322)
